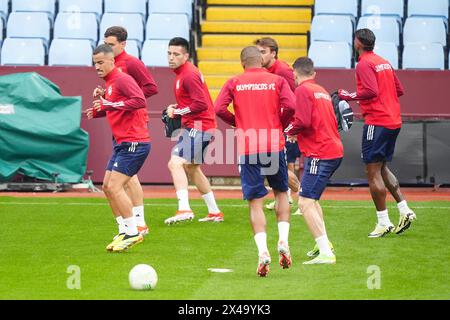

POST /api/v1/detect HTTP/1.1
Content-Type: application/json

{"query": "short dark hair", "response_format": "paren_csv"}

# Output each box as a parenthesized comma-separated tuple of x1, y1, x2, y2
(292, 57, 315, 76)
(169, 37, 190, 52)
(104, 26, 128, 42)
(93, 44, 114, 56)
(355, 28, 376, 51)
(254, 37, 279, 58)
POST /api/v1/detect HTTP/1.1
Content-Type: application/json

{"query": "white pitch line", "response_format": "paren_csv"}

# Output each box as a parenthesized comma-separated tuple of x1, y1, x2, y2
(0, 202, 449, 210)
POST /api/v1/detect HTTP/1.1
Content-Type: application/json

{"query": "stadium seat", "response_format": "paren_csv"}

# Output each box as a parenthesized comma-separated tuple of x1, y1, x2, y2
(0, 0, 8, 23)
(104, 0, 147, 22)
(402, 43, 445, 70)
(408, 0, 449, 20)
(58, 0, 103, 21)
(374, 42, 399, 69)
(357, 16, 401, 47)
(54, 13, 99, 46)
(146, 13, 190, 40)
(361, 0, 404, 20)
(310, 15, 353, 45)
(314, 0, 358, 21)
(403, 17, 447, 46)
(7, 12, 51, 49)
(11, 0, 56, 22)
(125, 39, 140, 58)
(48, 38, 93, 66)
(1, 38, 45, 66)
(141, 39, 169, 67)
(308, 41, 352, 69)
(148, 0, 193, 24)
(100, 13, 144, 43)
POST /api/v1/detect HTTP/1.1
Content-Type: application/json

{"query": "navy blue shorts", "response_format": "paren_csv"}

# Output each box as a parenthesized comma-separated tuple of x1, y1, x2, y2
(285, 139, 301, 164)
(362, 125, 400, 164)
(172, 128, 213, 164)
(106, 141, 151, 177)
(239, 151, 289, 201)
(300, 157, 342, 200)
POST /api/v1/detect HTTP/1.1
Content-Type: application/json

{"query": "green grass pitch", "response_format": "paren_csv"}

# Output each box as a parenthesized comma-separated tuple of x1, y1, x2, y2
(0, 197, 449, 300)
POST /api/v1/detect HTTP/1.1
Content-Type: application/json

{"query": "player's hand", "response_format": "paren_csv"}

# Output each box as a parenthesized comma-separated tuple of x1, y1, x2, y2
(287, 135, 297, 143)
(92, 99, 102, 112)
(93, 86, 105, 98)
(86, 108, 95, 120)
(166, 104, 177, 118)
(338, 89, 355, 101)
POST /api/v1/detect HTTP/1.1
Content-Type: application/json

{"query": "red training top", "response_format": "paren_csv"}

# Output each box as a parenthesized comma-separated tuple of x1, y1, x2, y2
(338, 51, 404, 129)
(114, 50, 159, 99)
(267, 59, 296, 92)
(215, 68, 296, 156)
(285, 79, 344, 160)
(98, 68, 150, 144)
(172, 61, 217, 132)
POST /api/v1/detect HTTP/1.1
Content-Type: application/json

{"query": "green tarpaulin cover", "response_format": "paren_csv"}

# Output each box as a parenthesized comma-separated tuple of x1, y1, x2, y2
(0, 72, 89, 183)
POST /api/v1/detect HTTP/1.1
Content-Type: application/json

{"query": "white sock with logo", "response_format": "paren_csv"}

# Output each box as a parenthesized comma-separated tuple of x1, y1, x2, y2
(397, 200, 411, 216)
(202, 191, 221, 214)
(315, 234, 333, 257)
(176, 189, 191, 211)
(254, 232, 269, 256)
(377, 209, 392, 226)
(133, 205, 146, 227)
(278, 222, 290, 245)
(123, 216, 138, 236)
(115, 216, 126, 234)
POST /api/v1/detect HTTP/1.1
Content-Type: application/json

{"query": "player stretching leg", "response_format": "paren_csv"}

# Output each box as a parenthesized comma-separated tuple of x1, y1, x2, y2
(339, 29, 416, 237)
(87, 45, 150, 252)
(215, 46, 296, 276)
(164, 37, 223, 225)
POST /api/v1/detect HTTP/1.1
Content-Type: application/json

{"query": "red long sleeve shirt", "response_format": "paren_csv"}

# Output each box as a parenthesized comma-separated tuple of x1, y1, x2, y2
(267, 59, 296, 92)
(285, 79, 343, 160)
(115, 50, 158, 99)
(172, 61, 216, 132)
(215, 68, 296, 156)
(339, 51, 404, 129)
(98, 68, 150, 144)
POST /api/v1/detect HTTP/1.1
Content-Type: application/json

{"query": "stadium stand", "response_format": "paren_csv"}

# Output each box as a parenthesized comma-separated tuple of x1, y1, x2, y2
(314, 0, 358, 23)
(149, 0, 193, 24)
(374, 42, 399, 69)
(0, 0, 8, 23)
(58, 0, 103, 21)
(1, 38, 46, 66)
(54, 12, 99, 46)
(310, 15, 354, 45)
(48, 38, 93, 66)
(100, 13, 144, 43)
(403, 17, 447, 46)
(407, 0, 449, 21)
(146, 13, 190, 41)
(308, 41, 352, 69)
(7, 12, 51, 50)
(141, 39, 170, 67)
(357, 16, 401, 46)
(403, 43, 445, 70)
(361, 0, 404, 20)
(104, 0, 147, 22)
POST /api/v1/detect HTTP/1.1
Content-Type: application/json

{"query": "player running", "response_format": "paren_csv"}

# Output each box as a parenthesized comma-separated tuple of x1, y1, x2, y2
(164, 37, 223, 224)
(255, 37, 302, 216)
(338, 29, 416, 238)
(87, 45, 150, 252)
(285, 57, 343, 264)
(215, 46, 296, 277)
(97, 26, 159, 237)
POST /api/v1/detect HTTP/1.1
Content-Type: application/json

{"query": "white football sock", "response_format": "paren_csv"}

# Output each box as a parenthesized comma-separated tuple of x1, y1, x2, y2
(315, 234, 333, 257)
(115, 216, 126, 234)
(176, 189, 191, 211)
(278, 221, 290, 245)
(397, 200, 411, 216)
(254, 232, 269, 256)
(132, 205, 146, 227)
(123, 216, 138, 236)
(377, 209, 392, 226)
(202, 191, 221, 214)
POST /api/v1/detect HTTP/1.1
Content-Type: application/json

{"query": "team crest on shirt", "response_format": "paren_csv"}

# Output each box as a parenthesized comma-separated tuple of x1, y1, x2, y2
(108, 85, 113, 96)
(176, 80, 181, 90)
